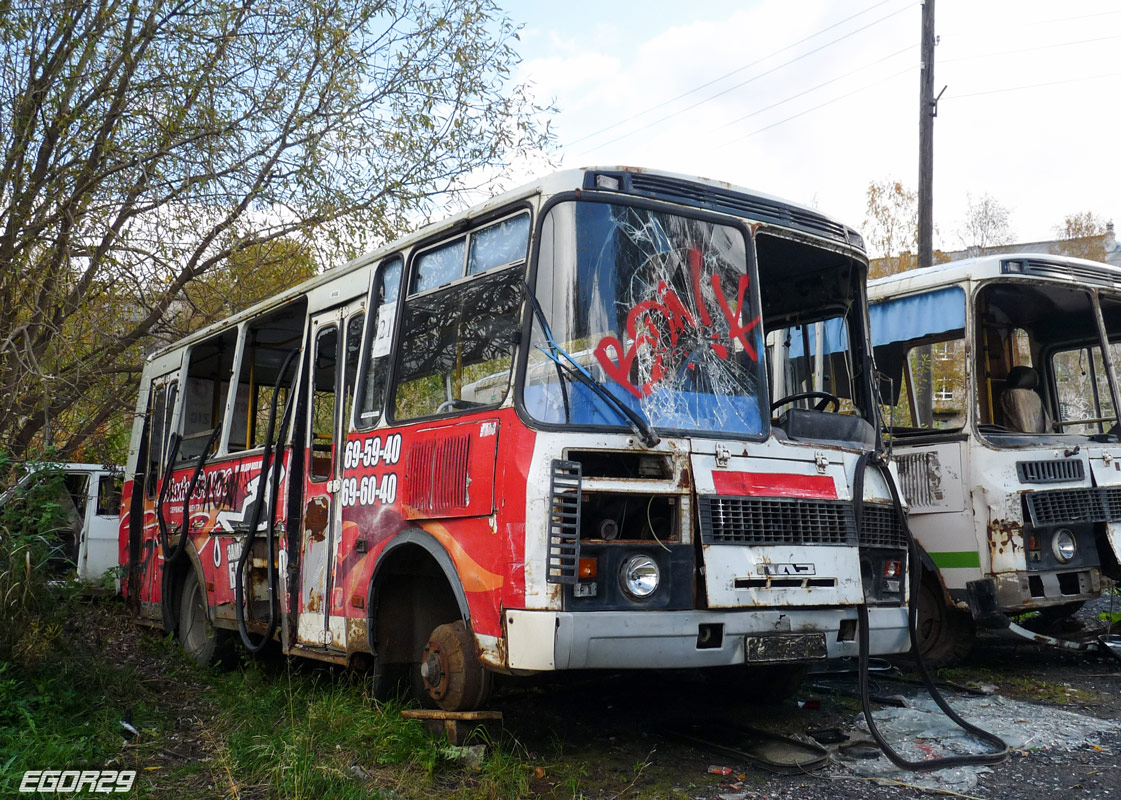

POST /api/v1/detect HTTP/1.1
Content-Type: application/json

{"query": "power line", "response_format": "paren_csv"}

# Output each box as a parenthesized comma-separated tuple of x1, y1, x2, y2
(939, 32, 1121, 66)
(564, 0, 916, 153)
(714, 64, 917, 150)
(946, 70, 1121, 100)
(562, 0, 902, 148)
(714, 43, 917, 132)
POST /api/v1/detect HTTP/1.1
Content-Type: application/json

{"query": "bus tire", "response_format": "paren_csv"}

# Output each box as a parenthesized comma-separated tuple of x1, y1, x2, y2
(417, 620, 492, 711)
(916, 574, 974, 669)
(178, 569, 227, 667)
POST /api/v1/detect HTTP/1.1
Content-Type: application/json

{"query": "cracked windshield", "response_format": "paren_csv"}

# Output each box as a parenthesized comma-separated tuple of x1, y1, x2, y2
(524, 201, 767, 436)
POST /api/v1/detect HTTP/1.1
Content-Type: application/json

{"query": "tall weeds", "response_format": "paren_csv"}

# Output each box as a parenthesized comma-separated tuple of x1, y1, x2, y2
(0, 453, 71, 667)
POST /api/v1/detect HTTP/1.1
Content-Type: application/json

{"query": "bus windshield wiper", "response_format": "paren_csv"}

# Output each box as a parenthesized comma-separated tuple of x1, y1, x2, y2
(524, 282, 659, 447)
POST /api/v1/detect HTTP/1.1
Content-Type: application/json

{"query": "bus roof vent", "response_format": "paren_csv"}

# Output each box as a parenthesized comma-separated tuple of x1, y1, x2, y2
(1016, 459, 1085, 484)
(592, 172, 854, 248)
(1003, 258, 1121, 288)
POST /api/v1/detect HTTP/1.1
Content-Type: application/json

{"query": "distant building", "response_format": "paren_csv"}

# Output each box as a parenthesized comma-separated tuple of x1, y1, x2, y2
(940, 223, 1120, 268)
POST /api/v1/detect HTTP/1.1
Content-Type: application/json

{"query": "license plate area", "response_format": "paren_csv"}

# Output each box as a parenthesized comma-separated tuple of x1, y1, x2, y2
(745, 633, 828, 662)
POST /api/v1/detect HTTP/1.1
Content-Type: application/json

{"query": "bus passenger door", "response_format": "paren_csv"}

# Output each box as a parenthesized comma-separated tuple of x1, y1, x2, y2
(297, 303, 361, 649)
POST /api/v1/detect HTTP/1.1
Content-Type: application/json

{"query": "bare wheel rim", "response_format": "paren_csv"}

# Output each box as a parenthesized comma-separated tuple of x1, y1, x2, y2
(181, 577, 210, 656)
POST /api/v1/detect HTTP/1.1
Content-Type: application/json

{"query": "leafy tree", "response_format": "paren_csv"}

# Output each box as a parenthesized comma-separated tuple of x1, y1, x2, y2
(1055, 211, 1111, 261)
(167, 240, 319, 342)
(864, 179, 917, 276)
(0, 0, 552, 461)
(863, 179, 949, 279)
(956, 192, 1013, 250)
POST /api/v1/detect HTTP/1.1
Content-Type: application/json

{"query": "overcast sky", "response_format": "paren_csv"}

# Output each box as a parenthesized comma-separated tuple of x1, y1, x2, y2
(504, 0, 1121, 255)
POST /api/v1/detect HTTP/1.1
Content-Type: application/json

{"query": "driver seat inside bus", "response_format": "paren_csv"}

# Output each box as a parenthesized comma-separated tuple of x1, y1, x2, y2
(1000, 365, 1051, 433)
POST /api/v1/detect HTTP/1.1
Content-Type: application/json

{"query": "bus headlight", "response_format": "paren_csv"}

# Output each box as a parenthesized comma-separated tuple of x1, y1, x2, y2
(619, 554, 660, 599)
(1051, 529, 1077, 563)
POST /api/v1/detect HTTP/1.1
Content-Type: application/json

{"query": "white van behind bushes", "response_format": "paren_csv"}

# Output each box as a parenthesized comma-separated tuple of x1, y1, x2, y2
(0, 463, 123, 584)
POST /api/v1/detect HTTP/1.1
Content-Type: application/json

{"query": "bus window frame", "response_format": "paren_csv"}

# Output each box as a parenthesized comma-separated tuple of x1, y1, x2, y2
(143, 375, 180, 500)
(353, 255, 404, 432)
(408, 209, 532, 295)
(177, 328, 239, 464)
(225, 301, 309, 455)
(384, 205, 534, 426)
(512, 190, 771, 443)
(308, 320, 341, 484)
(1046, 340, 1114, 433)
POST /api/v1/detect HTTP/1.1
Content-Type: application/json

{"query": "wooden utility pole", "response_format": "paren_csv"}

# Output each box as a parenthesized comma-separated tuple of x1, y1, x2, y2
(915, 0, 936, 427)
(917, 0, 936, 270)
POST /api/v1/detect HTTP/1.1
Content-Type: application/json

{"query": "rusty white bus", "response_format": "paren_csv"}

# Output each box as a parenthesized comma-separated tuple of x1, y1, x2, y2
(869, 254, 1121, 666)
(120, 167, 910, 710)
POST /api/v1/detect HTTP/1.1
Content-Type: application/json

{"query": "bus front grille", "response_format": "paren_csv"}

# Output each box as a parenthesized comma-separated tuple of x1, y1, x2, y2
(697, 497, 858, 546)
(1025, 488, 1107, 526)
(858, 503, 908, 549)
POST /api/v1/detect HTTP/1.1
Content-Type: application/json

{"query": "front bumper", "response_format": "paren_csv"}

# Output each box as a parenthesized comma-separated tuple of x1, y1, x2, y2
(503, 606, 910, 671)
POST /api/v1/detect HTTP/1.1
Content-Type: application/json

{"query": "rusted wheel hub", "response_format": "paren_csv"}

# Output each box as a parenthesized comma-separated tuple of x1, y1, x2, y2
(419, 620, 492, 711)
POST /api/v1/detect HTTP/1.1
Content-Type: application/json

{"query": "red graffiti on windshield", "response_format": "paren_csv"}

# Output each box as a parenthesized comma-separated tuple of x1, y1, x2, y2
(594, 250, 761, 399)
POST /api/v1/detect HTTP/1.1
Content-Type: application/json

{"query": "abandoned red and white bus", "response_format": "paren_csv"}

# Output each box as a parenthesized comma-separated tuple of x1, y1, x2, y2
(119, 167, 910, 710)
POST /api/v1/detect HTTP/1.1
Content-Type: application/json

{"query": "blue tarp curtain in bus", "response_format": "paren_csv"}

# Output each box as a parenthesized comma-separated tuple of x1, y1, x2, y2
(870, 286, 966, 345)
(785, 318, 849, 357)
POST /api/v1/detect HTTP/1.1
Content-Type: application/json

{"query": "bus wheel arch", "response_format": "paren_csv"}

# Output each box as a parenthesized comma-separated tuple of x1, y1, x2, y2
(366, 531, 490, 708)
(160, 544, 199, 634)
(915, 555, 975, 669)
(166, 544, 229, 666)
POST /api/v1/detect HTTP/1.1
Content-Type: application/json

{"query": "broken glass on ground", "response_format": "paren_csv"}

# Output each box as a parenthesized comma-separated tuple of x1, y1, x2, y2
(836, 691, 1119, 792)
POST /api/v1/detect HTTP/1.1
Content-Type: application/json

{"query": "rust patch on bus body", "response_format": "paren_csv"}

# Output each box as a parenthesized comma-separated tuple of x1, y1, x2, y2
(988, 516, 1022, 563)
(304, 497, 329, 542)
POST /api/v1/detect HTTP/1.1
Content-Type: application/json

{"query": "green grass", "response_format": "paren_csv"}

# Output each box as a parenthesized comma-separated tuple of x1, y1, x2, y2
(937, 665, 1101, 705)
(0, 600, 552, 799)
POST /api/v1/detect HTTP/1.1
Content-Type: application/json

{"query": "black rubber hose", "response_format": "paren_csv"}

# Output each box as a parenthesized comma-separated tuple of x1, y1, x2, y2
(155, 433, 183, 559)
(235, 350, 298, 653)
(853, 452, 1008, 771)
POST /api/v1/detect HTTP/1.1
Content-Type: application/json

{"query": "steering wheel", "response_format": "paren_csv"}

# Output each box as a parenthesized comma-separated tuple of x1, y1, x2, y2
(771, 391, 840, 413)
(435, 398, 483, 413)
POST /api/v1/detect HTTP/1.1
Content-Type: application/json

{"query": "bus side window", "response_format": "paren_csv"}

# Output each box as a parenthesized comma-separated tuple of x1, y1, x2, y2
(310, 325, 339, 481)
(356, 257, 402, 428)
(870, 287, 967, 432)
(145, 380, 178, 498)
(1052, 346, 1115, 434)
(63, 473, 90, 520)
(228, 302, 306, 452)
(179, 330, 238, 462)
(393, 265, 524, 420)
(391, 214, 529, 421)
(881, 336, 967, 430)
(342, 312, 364, 432)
